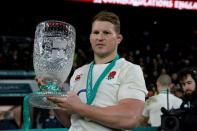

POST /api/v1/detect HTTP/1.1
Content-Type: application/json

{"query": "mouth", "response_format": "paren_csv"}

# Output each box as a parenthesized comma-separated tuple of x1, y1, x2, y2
(95, 43, 105, 47)
(186, 90, 193, 94)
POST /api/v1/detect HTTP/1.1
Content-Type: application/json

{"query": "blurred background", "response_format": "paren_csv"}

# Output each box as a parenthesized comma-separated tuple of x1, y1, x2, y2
(0, 0, 197, 130)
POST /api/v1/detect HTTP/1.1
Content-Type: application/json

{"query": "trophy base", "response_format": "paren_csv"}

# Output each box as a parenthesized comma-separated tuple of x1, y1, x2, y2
(28, 91, 67, 109)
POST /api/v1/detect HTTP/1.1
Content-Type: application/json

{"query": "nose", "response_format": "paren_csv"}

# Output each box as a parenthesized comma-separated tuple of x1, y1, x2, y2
(96, 33, 105, 40)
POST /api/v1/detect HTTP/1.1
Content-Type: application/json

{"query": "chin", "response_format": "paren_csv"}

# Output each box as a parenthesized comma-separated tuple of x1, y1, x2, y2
(186, 91, 193, 95)
(185, 93, 192, 96)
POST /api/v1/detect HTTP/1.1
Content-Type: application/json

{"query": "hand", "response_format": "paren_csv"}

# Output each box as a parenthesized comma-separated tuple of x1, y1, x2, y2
(35, 77, 45, 86)
(47, 91, 85, 114)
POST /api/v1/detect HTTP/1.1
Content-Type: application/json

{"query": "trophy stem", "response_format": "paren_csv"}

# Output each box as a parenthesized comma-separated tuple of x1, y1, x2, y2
(40, 81, 61, 92)
(29, 80, 67, 109)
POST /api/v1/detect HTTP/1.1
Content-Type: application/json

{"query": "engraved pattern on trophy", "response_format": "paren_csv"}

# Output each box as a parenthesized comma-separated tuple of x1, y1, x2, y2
(29, 20, 76, 109)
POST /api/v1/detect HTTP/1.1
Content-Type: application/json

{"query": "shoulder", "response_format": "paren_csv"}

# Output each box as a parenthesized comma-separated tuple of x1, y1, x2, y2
(73, 64, 90, 74)
(116, 58, 142, 72)
(146, 95, 159, 103)
(70, 63, 90, 83)
(170, 94, 182, 101)
(144, 95, 158, 107)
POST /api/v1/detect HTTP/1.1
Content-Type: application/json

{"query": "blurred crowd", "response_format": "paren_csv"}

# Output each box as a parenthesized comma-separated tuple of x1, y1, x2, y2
(0, 36, 33, 71)
(0, 32, 196, 129)
(0, 35, 196, 87)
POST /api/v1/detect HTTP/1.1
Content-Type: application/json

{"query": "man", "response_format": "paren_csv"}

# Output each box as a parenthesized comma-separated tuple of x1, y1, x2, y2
(141, 74, 182, 127)
(39, 11, 148, 131)
(177, 66, 197, 130)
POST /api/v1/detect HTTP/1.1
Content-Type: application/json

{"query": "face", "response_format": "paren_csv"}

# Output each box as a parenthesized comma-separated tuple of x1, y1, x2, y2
(90, 21, 122, 58)
(180, 74, 196, 95)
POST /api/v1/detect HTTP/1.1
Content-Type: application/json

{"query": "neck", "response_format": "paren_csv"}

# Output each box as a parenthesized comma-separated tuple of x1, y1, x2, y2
(159, 87, 169, 93)
(94, 53, 117, 64)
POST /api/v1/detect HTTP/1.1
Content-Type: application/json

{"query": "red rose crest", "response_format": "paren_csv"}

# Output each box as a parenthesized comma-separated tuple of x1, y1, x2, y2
(75, 74, 81, 81)
(107, 71, 116, 80)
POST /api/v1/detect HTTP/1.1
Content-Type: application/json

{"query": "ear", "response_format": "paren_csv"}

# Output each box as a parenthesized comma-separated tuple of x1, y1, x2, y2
(116, 34, 123, 44)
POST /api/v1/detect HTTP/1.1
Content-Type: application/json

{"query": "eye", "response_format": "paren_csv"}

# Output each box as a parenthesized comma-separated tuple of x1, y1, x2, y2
(92, 31, 99, 34)
(187, 81, 192, 85)
(103, 31, 110, 35)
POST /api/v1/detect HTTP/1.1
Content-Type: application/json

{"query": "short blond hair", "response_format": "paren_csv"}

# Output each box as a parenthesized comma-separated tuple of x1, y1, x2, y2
(92, 11, 120, 34)
(157, 74, 172, 86)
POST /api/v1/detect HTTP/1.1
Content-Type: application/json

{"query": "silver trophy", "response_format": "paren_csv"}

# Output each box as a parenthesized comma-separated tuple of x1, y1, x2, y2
(29, 20, 76, 109)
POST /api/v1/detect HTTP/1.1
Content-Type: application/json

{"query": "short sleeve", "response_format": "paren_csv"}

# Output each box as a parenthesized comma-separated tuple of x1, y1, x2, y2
(118, 65, 147, 102)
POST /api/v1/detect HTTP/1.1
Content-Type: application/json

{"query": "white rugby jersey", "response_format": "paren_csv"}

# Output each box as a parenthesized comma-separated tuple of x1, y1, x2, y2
(69, 58, 147, 131)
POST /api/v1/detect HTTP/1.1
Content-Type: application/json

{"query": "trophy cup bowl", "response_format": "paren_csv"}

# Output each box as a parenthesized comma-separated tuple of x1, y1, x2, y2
(29, 20, 76, 109)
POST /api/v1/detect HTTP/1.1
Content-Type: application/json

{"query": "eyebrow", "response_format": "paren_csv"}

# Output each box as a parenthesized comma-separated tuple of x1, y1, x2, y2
(181, 80, 192, 84)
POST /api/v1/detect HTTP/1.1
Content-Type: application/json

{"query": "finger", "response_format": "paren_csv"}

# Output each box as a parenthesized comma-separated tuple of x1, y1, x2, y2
(35, 77, 45, 86)
(47, 96, 58, 101)
(67, 91, 75, 95)
(47, 96, 67, 103)
(47, 97, 60, 104)
(59, 83, 64, 88)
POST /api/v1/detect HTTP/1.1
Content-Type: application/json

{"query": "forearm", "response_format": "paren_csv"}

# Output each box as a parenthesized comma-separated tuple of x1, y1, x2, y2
(77, 99, 144, 129)
(53, 109, 71, 128)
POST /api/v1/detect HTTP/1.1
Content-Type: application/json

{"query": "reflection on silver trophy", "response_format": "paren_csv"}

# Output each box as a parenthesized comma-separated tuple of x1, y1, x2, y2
(29, 20, 76, 109)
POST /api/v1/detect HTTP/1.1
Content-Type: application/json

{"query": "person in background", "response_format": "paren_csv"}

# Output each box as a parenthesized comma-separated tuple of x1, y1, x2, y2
(177, 66, 197, 130)
(37, 11, 147, 131)
(141, 74, 182, 127)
